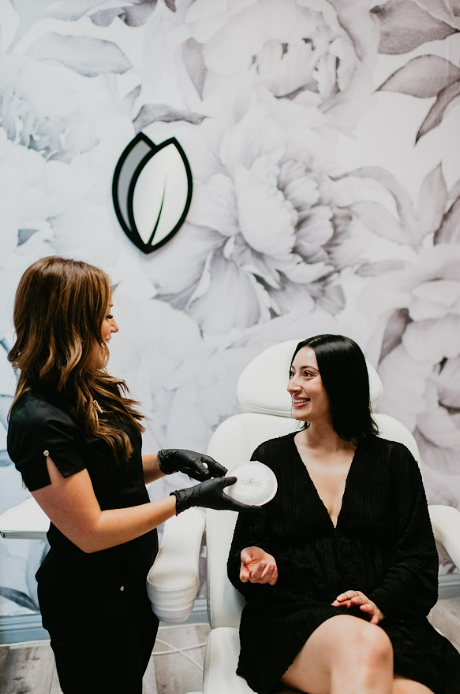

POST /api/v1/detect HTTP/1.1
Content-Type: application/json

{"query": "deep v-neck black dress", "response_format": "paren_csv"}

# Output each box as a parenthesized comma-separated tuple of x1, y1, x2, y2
(227, 433, 460, 694)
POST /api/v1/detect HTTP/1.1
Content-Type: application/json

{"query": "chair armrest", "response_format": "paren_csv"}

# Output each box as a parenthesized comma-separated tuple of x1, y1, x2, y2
(429, 504, 460, 570)
(147, 507, 206, 623)
(0, 497, 49, 540)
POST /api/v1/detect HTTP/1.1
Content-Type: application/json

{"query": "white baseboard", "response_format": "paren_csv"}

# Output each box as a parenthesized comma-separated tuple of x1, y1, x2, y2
(1, 575, 459, 645)
(438, 573, 460, 599)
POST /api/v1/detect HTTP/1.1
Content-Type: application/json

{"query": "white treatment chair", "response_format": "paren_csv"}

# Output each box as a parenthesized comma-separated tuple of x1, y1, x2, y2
(146, 340, 460, 694)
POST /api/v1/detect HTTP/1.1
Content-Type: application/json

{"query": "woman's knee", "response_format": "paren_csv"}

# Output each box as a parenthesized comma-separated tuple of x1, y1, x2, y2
(334, 617, 393, 670)
(392, 676, 435, 693)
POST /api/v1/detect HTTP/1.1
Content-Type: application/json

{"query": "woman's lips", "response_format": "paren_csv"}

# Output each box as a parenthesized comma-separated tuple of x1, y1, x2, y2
(292, 398, 310, 408)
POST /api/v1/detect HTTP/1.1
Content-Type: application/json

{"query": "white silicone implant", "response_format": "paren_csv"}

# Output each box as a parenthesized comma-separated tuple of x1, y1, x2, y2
(224, 461, 278, 506)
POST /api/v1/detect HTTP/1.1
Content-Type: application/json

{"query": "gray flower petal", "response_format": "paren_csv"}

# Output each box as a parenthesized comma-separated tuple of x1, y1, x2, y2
(133, 104, 205, 132)
(416, 80, 460, 141)
(356, 260, 408, 277)
(435, 197, 460, 245)
(379, 55, 460, 98)
(350, 201, 409, 244)
(91, 3, 159, 28)
(182, 39, 206, 99)
(0, 450, 12, 467)
(379, 308, 411, 361)
(315, 282, 346, 316)
(89, 7, 122, 27)
(26, 33, 131, 77)
(0, 587, 38, 612)
(188, 253, 263, 333)
(413, 0, 460, 30)
(0, 395, 13, 430)
(372, 0, 456, 55)
(348, 167, 416, 233)
(416, 164, 448, 238)
(448, 178, 460, 204)
(437, 357, 460, 409)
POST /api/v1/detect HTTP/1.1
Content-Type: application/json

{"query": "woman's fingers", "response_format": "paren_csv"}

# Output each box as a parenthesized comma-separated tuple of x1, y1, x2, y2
(332, 590, 358, 608)
(268, 567, 278, 585)
(248, 561, 278, 584)
(239, 551, 253, 582)
(239, 562, 250, 582)
(239, 548, 278, 585)
(350, 594, 366, 605)
(249, 561, 266, 582)
(332, 589, 383, 624)
(358, 600, 383, 624)
(260, 563, 276, 581)
(335, 590, 359, 603)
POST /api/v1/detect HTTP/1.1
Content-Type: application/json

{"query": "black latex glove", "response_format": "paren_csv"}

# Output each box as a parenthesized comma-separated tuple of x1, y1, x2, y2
(171, 476, 258, 514)
(157, 449, 227, 482)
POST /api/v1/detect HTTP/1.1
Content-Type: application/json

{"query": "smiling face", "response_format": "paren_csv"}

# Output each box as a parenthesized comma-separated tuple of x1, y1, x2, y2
(287, 346, 331, 424)
(88, 299, 119, 371)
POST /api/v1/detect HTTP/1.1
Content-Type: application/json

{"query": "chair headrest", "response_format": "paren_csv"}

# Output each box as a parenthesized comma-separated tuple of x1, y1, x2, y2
(237, 340, 383, 418)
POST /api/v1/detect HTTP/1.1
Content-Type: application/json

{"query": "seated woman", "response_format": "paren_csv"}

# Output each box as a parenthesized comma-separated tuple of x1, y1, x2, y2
(227, 334, 460, 694)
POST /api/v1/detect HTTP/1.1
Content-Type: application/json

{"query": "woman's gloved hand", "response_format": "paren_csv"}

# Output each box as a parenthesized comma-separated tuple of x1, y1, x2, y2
(171, 476, 258, 514)
(157, 449, 227, 482)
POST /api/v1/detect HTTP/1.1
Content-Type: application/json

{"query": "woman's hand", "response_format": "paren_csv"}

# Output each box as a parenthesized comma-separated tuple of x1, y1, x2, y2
(332, 590, 384, 625)
(172, 476, 258, 514)
(157, 449, 227, 481)
(240, 546, 278, 585)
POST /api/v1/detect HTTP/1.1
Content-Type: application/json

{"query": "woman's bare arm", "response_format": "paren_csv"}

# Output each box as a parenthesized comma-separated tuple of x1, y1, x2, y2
(32, 456, 176, 553)
(142, 453, 166, 484)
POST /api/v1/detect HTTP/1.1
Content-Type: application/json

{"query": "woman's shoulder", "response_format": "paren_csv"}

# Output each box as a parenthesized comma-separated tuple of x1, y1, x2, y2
(9, 390, 78, 433)
(367, 434, 415, 455)
(364, 435, 420, 473)
(252, 431, 296, 461)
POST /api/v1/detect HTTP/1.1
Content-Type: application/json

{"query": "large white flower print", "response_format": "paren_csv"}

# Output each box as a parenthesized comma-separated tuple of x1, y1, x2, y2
(358, 165, 460, 508)
(143, 82, 379, 334)
(182, 0, 377, 124)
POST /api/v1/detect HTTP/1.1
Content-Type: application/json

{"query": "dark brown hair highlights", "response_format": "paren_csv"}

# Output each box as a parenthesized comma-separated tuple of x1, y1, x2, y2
(8, 256, 144, 463)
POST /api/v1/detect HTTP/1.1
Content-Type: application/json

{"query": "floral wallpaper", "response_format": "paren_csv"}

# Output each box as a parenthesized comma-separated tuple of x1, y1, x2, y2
(0, 0, 459, 618)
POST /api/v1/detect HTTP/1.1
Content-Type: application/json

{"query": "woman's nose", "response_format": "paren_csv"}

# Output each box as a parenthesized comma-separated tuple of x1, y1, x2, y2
(111, 319, 119, 333)
(287, 379, 301, 393)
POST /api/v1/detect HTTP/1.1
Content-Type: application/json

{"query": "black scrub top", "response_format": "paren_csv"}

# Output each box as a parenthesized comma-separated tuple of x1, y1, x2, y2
(7, 390, 158, 631)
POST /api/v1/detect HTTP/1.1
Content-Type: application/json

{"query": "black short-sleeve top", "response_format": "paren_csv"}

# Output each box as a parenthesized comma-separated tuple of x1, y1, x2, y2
(7, 390, 158, 624)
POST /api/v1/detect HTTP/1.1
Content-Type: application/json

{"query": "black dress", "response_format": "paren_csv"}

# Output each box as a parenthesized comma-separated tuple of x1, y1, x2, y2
(227, 433, 460, 694)
(7, 390, 159, 694)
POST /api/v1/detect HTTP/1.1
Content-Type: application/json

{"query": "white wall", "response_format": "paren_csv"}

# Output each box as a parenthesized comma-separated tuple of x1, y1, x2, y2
(0, 0, 459, 617)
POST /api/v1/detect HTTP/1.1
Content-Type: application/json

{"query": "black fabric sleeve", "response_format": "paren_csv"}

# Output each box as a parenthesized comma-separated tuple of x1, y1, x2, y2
(369, 442, 439, 621)
(7, 397, 86, 492)
(227, 445, 276, 599)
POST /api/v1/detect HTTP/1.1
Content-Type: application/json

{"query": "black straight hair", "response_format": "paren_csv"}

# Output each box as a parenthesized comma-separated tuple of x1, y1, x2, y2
(291, 334, 379, 445)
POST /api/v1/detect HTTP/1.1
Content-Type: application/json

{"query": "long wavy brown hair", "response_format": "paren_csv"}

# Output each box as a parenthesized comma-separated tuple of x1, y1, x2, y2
(8, 256, 144, 463)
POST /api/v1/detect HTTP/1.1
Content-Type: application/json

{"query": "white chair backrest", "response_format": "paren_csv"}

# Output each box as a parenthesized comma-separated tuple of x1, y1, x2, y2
(206, 340, 420, 629)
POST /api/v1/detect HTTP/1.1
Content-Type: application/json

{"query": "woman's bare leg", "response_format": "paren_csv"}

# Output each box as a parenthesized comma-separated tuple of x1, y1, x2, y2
(280, 615, 393, 694)
(392, 677, 434, 693)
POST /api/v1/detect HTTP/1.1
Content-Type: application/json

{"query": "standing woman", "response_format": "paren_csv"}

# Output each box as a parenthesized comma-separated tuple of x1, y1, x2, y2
(7, 256, 250, 694)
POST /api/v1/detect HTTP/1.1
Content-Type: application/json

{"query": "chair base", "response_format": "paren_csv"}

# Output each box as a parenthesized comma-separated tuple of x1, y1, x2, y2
(202, 627, 255, 694)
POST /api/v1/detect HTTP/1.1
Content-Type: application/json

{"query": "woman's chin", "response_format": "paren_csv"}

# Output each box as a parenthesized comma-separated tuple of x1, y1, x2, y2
(292, 411, 309, 422)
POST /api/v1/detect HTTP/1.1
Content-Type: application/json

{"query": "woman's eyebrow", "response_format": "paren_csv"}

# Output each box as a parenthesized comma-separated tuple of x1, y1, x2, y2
(292, 364, 319, 372)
